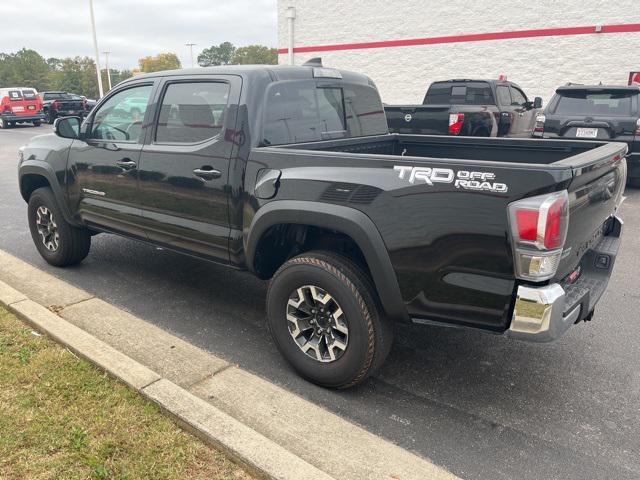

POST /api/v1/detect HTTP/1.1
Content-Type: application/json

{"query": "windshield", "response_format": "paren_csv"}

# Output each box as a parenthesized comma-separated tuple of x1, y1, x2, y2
(43, 92, 72, 100)
(553, 91, 635, 116)
(424, 82, 494, 105)
(262, 80, 387, 146)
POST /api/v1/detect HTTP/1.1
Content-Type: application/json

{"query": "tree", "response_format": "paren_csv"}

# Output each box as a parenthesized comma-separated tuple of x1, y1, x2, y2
(138, 53, 181, 73)
(231, 45, 277, 65)
(0, 48, 51, 90)
(55, 57, 101, 99)
(197, 42, 235, 67)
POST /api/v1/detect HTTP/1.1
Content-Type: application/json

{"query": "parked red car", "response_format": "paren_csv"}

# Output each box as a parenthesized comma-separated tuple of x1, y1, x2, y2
(0, 87, 45, 128)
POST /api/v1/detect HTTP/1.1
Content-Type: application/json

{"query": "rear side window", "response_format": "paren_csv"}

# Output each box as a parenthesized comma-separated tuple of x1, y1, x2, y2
(553, 91, 634, 116)
(424, 82, 494, 105)
(155, 82, 230, 144)
(262, 81, 387, 145)
(8, 90, 23, 101)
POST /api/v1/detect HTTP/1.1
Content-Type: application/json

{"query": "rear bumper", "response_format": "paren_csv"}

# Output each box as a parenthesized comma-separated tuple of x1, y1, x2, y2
(506, 215, 622, 342)
(0, 113, 45, 122)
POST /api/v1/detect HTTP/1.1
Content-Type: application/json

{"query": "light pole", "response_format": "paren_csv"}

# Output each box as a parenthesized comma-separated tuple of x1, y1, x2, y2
(102, 51, 112, 90)
(89, 0, 104, 98)
(186, 42, 196, 68)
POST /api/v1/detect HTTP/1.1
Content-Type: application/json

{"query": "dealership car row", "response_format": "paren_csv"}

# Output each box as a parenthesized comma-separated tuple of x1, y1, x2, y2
(0, 87, 95, 128)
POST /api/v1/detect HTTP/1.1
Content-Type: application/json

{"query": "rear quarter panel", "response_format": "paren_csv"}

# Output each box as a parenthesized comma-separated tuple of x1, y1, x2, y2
(246, 146, 572, 330)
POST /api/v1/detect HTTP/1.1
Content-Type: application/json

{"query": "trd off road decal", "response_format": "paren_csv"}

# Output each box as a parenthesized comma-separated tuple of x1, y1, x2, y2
(393, 165, 508, 193)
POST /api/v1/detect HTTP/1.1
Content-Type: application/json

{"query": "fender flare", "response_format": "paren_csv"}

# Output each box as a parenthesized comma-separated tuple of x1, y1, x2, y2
(246, 200, 409, 323)
(19, 161, 80, 226)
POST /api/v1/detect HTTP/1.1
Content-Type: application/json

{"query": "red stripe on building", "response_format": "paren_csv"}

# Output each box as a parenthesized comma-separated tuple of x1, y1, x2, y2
(277, 23, 640, 54)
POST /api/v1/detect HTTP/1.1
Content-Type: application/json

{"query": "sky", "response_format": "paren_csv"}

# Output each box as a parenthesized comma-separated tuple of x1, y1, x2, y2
(0, 0, 278, 70)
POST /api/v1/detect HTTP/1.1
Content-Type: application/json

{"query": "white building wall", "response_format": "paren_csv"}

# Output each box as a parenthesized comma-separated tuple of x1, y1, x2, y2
(277, 1, 640, 104)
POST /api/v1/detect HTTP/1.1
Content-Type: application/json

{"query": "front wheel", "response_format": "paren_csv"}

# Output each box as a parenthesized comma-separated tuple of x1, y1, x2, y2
(28, 187, 91, 267)
(266, 251, 393, 388)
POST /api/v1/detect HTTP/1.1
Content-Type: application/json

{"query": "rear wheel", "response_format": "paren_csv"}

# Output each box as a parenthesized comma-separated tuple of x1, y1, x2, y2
(266, 251, 393, 388)
(44, 109, 54, 124)
(33, 120, 42, 127)
(0, 118, 6, 129)
(28, 187, 91, 267)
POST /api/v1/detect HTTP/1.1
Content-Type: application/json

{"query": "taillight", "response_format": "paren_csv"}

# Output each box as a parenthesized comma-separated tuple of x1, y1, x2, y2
(52, 100, 60, 110)
(533, 114, 545, 137)
(508, 190, 569, 281)
(2, 103, 11, 113)
(448, 113, 465, 135)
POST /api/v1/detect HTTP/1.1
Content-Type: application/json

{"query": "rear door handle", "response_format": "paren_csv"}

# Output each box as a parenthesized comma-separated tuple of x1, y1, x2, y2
(116, 159, 137, 170)
(193, 167, 222, 180)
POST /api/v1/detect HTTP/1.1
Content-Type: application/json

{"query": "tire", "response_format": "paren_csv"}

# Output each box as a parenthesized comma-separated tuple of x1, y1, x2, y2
(266, 250, 393, 388)
(33, 120, 42, 127)
(27, 187, 91, 267)
(44, 109, 54, 124)
(0, 118, 6, 129)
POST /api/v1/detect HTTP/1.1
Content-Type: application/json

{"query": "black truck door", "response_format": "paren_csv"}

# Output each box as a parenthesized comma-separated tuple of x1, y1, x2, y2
(67, 82, 155, 237)
(137, 75, 241, 263)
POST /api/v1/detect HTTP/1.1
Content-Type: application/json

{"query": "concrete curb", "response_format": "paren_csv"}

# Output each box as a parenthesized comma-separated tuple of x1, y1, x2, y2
(0, 249, 460, 480)
(0, 280, 333, 480)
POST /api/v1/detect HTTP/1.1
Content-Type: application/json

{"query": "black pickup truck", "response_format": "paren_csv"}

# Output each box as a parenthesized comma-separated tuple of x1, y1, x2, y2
(39, 91, 86, 124)
(386, 79, 543, 138)
(18, 62, 626, 388)
(534, 84, 640, 186)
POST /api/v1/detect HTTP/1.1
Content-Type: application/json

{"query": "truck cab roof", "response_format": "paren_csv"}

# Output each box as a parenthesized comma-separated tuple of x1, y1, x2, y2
(120, 64, 374, 87)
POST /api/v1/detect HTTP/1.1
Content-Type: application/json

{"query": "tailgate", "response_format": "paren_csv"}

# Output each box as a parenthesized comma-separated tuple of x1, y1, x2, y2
(554, 141, 627, 281)
(385, 104, 449, 134)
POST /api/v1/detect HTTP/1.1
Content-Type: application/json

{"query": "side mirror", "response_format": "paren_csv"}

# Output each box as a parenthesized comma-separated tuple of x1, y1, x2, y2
(53, 116, 81, 139)
(533, 97, 543, 109)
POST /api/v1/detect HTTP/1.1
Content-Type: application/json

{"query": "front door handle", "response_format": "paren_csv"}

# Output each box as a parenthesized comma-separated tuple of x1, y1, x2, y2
(116, 159, 137, 170)
(193, 167, 222, 180)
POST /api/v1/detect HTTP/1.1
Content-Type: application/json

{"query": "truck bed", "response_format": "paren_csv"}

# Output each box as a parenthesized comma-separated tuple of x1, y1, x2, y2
(254, 133, 626, 330)
(278, 133, 614, 167)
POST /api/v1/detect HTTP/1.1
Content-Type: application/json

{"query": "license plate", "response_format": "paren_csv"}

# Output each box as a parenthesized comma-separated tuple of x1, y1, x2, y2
(576, 127, 598, 138)
(27, 105, 35, 110)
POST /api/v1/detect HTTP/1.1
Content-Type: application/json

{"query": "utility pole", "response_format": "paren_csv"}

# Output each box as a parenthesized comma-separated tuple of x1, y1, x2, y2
(102, 51, 112, 90)
(186, 42, 196, 68)
(89, 0, 104, 98)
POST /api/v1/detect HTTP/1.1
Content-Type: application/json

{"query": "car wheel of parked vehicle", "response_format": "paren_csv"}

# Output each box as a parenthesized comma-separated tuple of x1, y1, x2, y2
(44, 109, 54, 124)
(28, 187, 91, 267)
(0, 118, 6, 129)
(266, 251, 393, 388)
(33, 120, 42, 127)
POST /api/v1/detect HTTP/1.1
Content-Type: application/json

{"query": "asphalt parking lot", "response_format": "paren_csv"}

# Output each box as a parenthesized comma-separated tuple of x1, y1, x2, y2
(1, 124, 639, 480)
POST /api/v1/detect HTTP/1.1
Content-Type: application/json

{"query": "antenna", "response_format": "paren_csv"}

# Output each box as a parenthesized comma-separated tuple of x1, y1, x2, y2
(302, 57, 323, 67)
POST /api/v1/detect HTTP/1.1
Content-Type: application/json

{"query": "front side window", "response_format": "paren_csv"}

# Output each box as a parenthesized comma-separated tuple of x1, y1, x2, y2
(510, 87, 527, 105)
(155, 82, 230, 144)
(90, 84, 152, 142)
(553, 91, 634, 116)
(262, 81, 387, 145)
